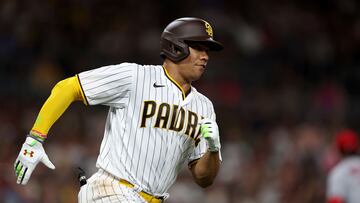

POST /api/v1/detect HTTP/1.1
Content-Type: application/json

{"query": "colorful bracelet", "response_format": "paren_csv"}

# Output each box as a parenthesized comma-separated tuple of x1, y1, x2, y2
(29, 130, 47, 143)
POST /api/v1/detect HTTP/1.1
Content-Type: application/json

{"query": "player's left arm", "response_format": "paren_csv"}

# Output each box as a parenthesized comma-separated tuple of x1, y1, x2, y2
(189, 118, 221, 188)
(189, 151, 220, 188)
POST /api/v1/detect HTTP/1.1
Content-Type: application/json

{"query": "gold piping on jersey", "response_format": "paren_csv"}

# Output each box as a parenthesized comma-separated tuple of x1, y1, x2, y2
(76, 74, 89, 105)
(162, 65, 186, 100)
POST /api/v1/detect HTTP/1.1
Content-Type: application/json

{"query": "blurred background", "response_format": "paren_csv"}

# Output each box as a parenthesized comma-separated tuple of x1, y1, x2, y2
(1, 0, 360, 202)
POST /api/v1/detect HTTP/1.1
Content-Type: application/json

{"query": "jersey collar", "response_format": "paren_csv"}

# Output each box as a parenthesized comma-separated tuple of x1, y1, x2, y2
(161, 65, 191, 100)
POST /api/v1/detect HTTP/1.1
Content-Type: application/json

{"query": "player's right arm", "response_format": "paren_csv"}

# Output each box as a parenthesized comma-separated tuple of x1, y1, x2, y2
(31, 75, 87, 137)
(14, 76, 86, 185)
(15, 63, 135, 185)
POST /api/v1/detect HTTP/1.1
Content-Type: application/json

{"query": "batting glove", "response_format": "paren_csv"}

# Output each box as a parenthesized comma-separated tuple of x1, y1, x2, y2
(200, 118, 221, 152)
(14, 136, 55, 185)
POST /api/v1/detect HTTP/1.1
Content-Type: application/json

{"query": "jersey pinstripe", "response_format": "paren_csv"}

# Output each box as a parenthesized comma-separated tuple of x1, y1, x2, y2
(78, 63, 218, 196)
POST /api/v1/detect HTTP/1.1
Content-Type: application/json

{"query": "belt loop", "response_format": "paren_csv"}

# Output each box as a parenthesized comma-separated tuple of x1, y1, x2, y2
(131, 182, 142, 193)
(163, 193, 169, 200)
(160, 193, 169, 202)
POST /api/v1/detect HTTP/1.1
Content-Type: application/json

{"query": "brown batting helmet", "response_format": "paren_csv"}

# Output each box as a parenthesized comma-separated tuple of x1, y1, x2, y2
(160, 17, 223, 62)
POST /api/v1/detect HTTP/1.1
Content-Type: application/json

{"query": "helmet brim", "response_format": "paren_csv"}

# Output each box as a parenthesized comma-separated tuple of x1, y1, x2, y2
(185, 38, 224, 51)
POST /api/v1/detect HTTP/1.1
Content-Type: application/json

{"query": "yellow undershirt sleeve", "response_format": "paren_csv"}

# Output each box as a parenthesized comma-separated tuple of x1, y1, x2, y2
(30, 75, 87, 138)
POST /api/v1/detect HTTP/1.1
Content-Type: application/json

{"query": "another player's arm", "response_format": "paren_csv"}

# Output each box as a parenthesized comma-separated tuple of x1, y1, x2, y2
(14, 76, 86, 185)
(189, 151, 220, 188)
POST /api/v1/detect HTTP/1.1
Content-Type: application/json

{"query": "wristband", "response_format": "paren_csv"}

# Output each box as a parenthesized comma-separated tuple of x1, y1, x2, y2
(29, 130, 47, 143)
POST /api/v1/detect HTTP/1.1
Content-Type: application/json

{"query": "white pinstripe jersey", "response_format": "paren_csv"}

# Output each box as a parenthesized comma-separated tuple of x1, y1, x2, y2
(327, 156, 360, 203)
(78, 63, 218, 196)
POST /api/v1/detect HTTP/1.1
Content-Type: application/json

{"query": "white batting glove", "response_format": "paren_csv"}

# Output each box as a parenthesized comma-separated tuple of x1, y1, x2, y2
(200, 118, 221, 152)
(14, 136, 55, 185)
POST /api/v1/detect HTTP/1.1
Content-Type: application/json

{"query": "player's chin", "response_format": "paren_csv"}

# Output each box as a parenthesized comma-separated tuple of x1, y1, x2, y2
(194, 65, 206, 74)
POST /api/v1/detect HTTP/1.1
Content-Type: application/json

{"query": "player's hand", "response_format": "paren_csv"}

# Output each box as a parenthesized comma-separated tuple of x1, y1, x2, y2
(200, 118, 220, 152)
(14, 136, 55, 185)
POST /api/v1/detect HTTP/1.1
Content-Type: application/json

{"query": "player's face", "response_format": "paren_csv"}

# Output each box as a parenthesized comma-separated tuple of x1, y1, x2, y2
(177, 43, 210, 82)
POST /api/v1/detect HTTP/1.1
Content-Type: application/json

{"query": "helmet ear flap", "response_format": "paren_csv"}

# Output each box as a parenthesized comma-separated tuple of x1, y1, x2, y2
(160, 37, 189, 62)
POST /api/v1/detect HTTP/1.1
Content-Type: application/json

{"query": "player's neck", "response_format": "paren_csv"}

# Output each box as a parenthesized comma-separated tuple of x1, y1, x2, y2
(162, 60, 191, 93)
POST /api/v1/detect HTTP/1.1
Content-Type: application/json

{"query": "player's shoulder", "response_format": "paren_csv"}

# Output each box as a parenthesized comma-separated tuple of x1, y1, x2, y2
(112, 63, 162, 73)
(137, 64, 163, 70)
(114, 62, 139, 69)
(90, 62, 138, 72)
(138, 64, 165, 78)
(331, 157, 360, 176)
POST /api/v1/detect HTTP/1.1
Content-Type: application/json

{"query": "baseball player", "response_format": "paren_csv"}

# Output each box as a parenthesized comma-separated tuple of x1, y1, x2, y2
(327, 129, 360, 203)
(14, 17, 223, 202)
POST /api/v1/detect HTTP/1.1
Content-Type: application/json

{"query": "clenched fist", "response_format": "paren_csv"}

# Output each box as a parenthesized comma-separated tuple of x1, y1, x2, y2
(199, 118, 221, 152)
